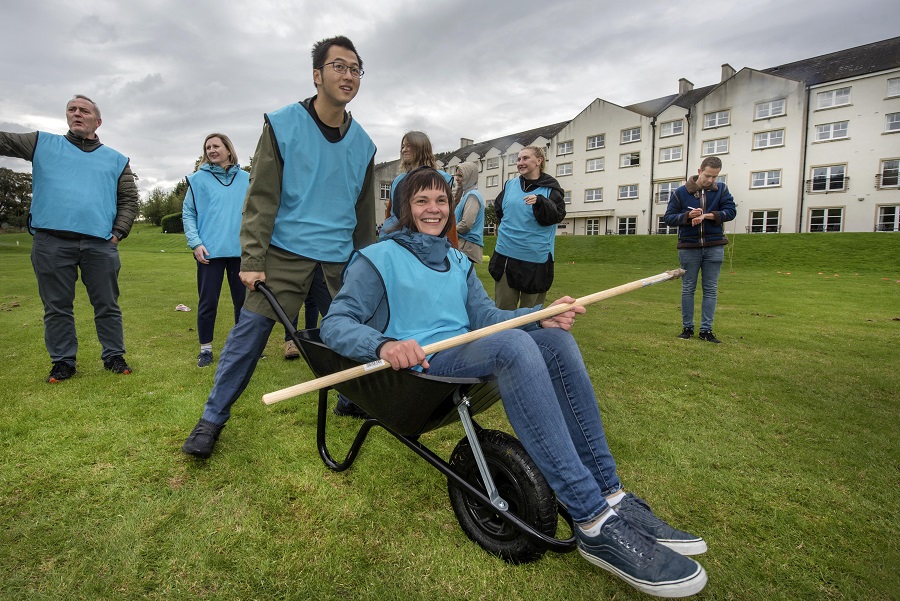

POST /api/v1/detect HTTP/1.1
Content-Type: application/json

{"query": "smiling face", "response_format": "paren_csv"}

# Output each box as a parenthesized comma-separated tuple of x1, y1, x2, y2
(410, 186, 449, 236)
(66, 97, 101, 139)
(516, 148, 542, 179)
(313, 45, 360, 109)
(205, 136, 231, 167)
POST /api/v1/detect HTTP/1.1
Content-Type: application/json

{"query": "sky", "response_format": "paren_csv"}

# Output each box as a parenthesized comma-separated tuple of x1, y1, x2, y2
(2, 0, 898, 198)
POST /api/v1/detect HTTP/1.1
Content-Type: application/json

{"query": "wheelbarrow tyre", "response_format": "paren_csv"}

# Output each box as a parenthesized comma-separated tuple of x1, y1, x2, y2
(447, 429, 557, 564)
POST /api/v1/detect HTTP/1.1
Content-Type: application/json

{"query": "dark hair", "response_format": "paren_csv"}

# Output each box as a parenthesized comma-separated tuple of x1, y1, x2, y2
(311, 35, 362, 71)
(700, 156, 722, 171)
(392, 167, 452, 236)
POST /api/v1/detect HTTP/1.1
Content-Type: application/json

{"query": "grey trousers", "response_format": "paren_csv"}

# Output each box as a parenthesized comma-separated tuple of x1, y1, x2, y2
(30, 232, 125, 365)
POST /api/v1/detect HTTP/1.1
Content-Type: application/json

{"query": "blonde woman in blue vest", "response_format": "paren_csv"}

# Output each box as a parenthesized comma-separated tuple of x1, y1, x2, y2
(488, 146, 565, 309)
(183, 133, 249, 368)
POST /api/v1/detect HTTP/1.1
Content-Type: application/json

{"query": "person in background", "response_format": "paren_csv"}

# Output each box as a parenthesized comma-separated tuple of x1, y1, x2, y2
(0, 94, 139, 382)
(321, 167, 708, 598)
(488, 146, 565, 310)
(452, 161, 485, 263)
(182, 133, 249, 368)
(663, 156, 736, 343)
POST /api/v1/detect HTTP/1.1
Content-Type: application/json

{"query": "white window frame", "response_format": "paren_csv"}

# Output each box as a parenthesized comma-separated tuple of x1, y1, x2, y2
(617, 217, 637, 235)
(586, 218, 601, 236)
(815, 121, 849, 142)
(879, 159, 899, 188)
(585, 188, 603, 202)
(486, 157, 499, 170)
(379, 182, 391, 201)
(889, 78, 900, 98)
(703, 110, 730, 129)
(816, 87, 851, 110)
(620, 152, 640, 167)
(507, 154, 518, 166)
(809, 207, 843, 232)
(660, 119, 683, 137)
(486, 175, 499, 187)
(563, 190, 571, 204)
(886, 113, 900, 133)
(586, 157, 605, 173)
(587, 134, 605, 150)
(755, 99, 786, 120)
(556, 162, 573, 177)
(621, 127, 641, 144)
(811, 165, 847, 193)
(657, 181, 680, 203)
(618, 184, 639, 200)
(749, 210, 781, 233)
(557, 140, 573, 156)
(659, 146, 683, 163)
(877, 205, 900, 231)
(656, 215, 677, 235)
(702, 138, 729, 156)
(716, 175, 727, 185)
(751, 170, 781, 188)
(753, 129, 785, 149)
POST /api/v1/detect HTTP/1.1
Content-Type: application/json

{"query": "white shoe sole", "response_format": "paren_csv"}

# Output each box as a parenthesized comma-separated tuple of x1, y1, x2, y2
(579, 548, 708, 598)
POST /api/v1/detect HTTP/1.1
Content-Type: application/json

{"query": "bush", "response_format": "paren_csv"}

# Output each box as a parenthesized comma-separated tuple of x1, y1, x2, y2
(160, 212, 183, 234)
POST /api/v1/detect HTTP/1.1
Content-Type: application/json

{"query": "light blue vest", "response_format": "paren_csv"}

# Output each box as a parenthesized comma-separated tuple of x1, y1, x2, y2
(494, 177, 556, 263)
(266, 103, 376, 262)
(357, 240, 471, 359)
(30, 133, 128, 239)
(455, 189, 485, 247)
(185, 166, 248, 258)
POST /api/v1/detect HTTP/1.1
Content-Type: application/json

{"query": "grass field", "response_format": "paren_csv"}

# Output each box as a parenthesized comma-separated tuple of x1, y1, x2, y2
(0, 226, 898, 600)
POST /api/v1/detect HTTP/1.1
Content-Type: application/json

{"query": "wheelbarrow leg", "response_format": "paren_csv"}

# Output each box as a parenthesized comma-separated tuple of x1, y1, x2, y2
(456, 394, 508, 512)
(317, 386, 377, 472)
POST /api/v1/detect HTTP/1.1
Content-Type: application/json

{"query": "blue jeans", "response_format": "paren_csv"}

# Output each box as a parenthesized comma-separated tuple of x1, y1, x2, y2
(678, 246, 725, 332)
(426, 328, 621, 524)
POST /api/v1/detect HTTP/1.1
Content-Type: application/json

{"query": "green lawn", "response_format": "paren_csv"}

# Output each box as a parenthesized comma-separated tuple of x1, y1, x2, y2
(1, 226, 897, 600)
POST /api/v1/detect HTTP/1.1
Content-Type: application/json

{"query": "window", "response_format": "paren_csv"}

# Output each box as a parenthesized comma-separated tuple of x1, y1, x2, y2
(659, 146, 682, 162)
(508, 154, 518, 166)
(716, 175, 727, 185)
(755, 99, 786, 120)
(886, 113, 900, 133)
(379, 182, 391, 200)
(618, 185, 638, 200)
(486, 175, 499, 187)
(877, 206, 899, 231)
(557, 140, 573, 155)
(703, 110, 730, 128)
(816, 87, 851, 109)
(815, 121, 849, 141)
(563, 190, 571, 204)
(587, 134, 605, 150)
(656, 216, 677, 235)
(556, 162, 573, 177)
(586, 157, 605, 172)
(754, 129, 784, 149)
(620, 152, 640, 167)
(811, 165, 846, 192)
(751, 170, 781, 188)
(750, 210, 781, 233)
(507, 172, 518, 181)
(585, 188, 603, 202)
(657, 181, 680, 203)
(889, 78, 900, 98)
(621, 127, 641, 143)
(660, 120, 683, 137)
(702, 138, 729, 155)
(617, 217, 637, 235)
(879, 159, 899, 188)
(586, 218, 600, 236)
(486, 157, 499, 169)
(809, 208, 843, 232)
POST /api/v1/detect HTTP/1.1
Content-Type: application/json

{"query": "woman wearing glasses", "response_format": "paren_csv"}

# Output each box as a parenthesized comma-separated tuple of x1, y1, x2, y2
(488, 146, 565, 310)
(182, 133, 250, 367)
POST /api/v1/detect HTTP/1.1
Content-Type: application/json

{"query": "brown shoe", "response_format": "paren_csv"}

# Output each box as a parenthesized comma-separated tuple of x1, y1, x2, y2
(284, 340, 300, 360)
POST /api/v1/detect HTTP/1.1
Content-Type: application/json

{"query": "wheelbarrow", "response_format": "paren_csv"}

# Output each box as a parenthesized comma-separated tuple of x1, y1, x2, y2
(255, 282, 576, 564)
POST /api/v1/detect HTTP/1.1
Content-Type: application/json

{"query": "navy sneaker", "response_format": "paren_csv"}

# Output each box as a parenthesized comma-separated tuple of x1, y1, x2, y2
(182, 419, 223, 459)
(197, 350, 213, 368)
(615, 493, 708, 556)
(677, 327, 694, 339)
(333, 394, 370, 419)
(576, 513, 707, 598)
(47, 361, 76, 383)
(698, 331, 721, 344)
(103, 355, 132, 374)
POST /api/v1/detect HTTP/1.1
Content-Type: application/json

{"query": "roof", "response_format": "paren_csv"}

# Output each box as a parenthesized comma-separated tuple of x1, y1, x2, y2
(762, 36, 900, 86)
(444, 121, 569, 161)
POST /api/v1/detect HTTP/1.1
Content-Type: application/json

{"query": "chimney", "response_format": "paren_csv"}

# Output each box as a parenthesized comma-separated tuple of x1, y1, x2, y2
(721, 63, 735, 82)
(460, 138, 473, 148)
(678, 78, 694, 95)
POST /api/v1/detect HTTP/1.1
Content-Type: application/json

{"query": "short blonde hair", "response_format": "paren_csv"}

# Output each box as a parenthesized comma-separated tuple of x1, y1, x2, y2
(199, 133, 238, 168)
(520, 145, 546, 172)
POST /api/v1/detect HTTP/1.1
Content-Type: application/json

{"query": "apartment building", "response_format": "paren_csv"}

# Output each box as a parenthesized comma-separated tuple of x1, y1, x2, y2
(374, 36, 900, 234)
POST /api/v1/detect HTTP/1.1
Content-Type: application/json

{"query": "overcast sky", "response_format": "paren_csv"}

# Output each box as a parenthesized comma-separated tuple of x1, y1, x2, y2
(2, 0, 898, 197)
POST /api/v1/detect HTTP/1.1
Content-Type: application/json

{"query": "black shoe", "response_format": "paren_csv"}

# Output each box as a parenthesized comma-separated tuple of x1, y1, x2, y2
(677, 327, 694, 339)
(103, 355, 133, 374)
(614, 493, 707, 556)
(333, 394, 370, 419)
(182, 419, 224, 458)
(197, 350, 213, 368)
(576, 513, 707, 597)
(47, 361, 76, 383)
(698, 331, 721, 344)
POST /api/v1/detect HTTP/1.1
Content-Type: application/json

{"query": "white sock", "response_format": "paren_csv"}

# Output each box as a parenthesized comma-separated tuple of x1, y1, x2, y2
(200, 344, 212, 352)
(579, 508, 617, 537)
(606, 490, 626, 507)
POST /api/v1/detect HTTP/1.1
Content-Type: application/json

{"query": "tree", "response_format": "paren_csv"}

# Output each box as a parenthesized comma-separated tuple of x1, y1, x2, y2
(140, 186, 181, 226)
(0, 168, 32, 229)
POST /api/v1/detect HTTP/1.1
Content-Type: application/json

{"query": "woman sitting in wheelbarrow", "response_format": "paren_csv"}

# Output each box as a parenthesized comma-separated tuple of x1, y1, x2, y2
(321, 167, 708, 598)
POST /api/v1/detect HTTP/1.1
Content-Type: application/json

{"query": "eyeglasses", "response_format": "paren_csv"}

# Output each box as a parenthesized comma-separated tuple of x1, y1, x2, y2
(319, 61, 364, 79)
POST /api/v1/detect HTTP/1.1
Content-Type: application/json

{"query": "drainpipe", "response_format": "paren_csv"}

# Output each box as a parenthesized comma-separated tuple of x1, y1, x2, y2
(649, 117, 657, 234)
(796, 88, 811, 233)
(683, 110, 692, 182)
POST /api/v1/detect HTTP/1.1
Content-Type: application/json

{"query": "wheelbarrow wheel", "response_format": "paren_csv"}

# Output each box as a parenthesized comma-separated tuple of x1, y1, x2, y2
(447, 429, 557, 564)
